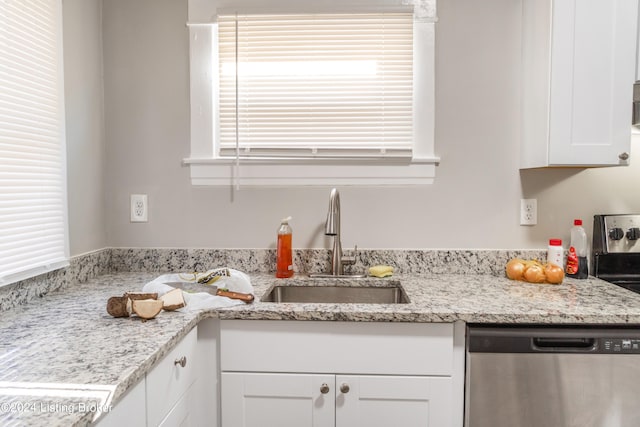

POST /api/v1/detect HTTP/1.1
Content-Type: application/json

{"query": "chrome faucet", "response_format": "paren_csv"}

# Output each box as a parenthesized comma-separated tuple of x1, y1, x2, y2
(313, 188, 363, 277)
(325, 188, 345, 275)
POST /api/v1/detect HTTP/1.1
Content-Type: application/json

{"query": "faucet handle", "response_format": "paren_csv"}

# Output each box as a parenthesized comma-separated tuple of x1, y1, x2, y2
(341, 245, 358, 266)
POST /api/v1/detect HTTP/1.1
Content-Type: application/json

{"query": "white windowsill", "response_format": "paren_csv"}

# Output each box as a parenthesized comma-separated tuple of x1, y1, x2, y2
(0, 259, 69, 288)
(183, 156, 440, 186)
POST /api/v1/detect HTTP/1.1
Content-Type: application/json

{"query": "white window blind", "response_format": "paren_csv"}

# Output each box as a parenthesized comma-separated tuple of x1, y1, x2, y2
(217, 13, 414, 159)
(0, 0, 69, 285)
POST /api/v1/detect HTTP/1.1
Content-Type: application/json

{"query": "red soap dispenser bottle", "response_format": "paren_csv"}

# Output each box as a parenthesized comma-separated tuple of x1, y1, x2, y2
(276, 216, 294, 278)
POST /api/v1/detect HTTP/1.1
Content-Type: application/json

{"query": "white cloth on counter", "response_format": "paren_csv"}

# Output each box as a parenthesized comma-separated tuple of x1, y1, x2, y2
(142, 268, 254, 312)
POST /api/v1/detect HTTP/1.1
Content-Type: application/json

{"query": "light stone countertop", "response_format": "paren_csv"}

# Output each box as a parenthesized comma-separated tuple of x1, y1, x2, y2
(2, 271, 640, 426)
(233, 272, 640, 323)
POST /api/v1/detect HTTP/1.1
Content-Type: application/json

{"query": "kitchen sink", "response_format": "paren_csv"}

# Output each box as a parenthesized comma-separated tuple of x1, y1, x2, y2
(261, 281, 409, 304)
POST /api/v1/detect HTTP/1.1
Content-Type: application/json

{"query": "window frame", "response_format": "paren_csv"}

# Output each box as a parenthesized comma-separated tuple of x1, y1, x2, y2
(185, 0, 438, 186)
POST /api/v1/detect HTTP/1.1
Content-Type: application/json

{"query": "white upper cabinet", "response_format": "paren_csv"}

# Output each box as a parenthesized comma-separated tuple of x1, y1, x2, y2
(521, 0, 639, 168)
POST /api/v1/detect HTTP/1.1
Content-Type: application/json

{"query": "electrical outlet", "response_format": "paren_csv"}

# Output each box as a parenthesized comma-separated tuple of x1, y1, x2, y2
(520, 198, 537, 226)
(130, 194, 148, 222)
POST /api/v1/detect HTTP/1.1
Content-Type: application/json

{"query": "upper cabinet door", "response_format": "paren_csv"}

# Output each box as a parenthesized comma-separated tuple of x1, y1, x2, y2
(521, 0, 639, 168)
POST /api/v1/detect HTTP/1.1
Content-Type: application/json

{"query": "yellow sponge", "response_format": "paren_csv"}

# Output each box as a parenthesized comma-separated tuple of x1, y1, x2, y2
(369, 265, 394, 278)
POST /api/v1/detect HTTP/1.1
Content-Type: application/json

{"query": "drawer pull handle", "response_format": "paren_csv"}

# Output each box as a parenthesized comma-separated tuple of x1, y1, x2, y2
(174, 356, 187, 368)
(340, 383, 350, 394)
(320, 383, 330, 394)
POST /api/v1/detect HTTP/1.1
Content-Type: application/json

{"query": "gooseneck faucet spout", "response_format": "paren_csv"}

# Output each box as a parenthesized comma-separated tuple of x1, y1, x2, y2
(308, 187, 362, 277)
(310, 188, 363, 278)
(326, 188, 343, 274)
(326, 188, 340, 236)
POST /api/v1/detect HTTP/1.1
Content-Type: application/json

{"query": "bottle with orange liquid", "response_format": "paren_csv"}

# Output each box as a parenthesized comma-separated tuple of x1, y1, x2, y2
(276, 216, 293, 278)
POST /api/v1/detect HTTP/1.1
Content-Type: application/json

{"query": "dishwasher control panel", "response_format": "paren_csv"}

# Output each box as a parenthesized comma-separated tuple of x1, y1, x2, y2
(601, 338, 640, 353)
(468, 327, 640, 354)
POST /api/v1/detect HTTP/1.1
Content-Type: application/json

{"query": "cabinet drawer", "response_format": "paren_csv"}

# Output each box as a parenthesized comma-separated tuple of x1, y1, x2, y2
(147, 327, 198, 427)
(220, 321, 454, 376)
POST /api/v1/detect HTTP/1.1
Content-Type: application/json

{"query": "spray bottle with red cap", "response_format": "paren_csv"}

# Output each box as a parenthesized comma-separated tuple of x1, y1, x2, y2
(276, 216, 294, 278)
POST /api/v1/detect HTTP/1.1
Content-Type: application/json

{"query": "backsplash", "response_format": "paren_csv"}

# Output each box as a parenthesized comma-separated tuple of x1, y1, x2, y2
(0, 249, 111, 312)
(0, 247, 545, 313)
(109, 248, 546, 276)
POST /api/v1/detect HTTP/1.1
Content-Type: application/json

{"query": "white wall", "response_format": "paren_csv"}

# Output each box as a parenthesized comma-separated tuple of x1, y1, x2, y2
(98, 0, 640, 251)
(63, 0, 107, 256)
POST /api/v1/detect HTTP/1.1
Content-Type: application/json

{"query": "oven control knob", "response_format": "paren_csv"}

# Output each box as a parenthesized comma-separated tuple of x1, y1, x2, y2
(609, 228, 625, 240)
(627, 228, 640, 241)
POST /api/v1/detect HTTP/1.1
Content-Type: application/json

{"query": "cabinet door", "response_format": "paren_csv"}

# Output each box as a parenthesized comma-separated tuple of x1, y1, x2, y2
(335, 375, 453, 427)
(221, 372, 334, 427)
(158, 382, 196, 427)
(549, 0, 637, 166)
(146, 327, 198, 427)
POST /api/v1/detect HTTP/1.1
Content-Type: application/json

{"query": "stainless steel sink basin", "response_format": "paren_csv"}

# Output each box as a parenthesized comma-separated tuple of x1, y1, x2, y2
(262, 282, 409, 304)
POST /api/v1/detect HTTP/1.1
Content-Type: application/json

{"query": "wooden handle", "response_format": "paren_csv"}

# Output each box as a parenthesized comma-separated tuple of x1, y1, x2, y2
(216, 289, 255, 303)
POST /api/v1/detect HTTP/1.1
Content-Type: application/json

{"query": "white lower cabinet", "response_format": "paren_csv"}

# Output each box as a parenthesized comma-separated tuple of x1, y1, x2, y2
(146, 326, 198, 427)
(222, 373, 334, 427)
(157, 382, 197, 427)
(95, 376, 147, 427)
(99, 319, 463, 427)
(222, 372, 452, 427)
(96, 319, 220, 427)
(337, 375, 453, 427)
(219, 320, 464, 427)
(150, 319, 220, 427)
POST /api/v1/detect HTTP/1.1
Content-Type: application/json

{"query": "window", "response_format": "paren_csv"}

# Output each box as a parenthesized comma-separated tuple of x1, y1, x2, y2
(0, 0, 69, 285)
(217, 13, 414, 158)
(186, 0, 437, 185)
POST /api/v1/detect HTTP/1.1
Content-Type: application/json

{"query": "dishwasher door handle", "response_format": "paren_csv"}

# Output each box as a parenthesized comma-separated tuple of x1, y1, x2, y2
(533, 337, 596, 351)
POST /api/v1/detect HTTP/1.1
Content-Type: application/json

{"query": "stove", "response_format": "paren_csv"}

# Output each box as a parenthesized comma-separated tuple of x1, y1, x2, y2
(593, 214, 640, 293)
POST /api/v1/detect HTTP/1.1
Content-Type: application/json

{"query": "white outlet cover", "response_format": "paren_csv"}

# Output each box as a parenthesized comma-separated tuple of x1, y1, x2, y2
(130, 194, 148, 222)
(520, 198, 537, 226)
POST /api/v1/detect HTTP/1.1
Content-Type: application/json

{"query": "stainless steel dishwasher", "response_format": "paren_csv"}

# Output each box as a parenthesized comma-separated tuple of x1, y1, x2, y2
(465, 325, 640, 427)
